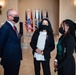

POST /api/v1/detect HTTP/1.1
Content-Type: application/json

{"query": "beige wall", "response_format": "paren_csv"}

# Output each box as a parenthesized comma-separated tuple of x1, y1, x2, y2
(0, 0, 19, 30)
(0, 0, 76, 34)
(18, 0, 59, 35)
(59, 0, 76, 24)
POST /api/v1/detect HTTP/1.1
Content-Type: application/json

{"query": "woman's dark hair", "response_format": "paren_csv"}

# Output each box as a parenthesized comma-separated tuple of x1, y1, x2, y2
(63, 19, 76, 36)
(38, 18, 53, 34)
(62, 19, 76, 52)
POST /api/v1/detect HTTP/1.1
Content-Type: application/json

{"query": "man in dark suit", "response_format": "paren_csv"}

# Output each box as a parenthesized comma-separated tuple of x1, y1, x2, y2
(0, 9, 22, 75)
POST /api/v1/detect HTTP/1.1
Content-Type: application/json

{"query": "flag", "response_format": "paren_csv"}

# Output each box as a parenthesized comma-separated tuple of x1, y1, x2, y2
(44, 10, 46, 18)
(36, 10, 38, 19)
(41, 10, 43, 20)
(19, 22, 23, 36)
(30, 10, 33, 32)
(38, 10, 41, 28)
(34, 10, 37, 30)
(25, 11, 28, 32)
(27, 12, 31, 32)
(46, 11, 48, 19)
(26, 10, 33, 32)
(25, 11, 27, 21)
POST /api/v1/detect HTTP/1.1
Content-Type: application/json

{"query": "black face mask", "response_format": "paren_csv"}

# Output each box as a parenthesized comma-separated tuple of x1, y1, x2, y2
(13, 16, 19, 23)
(59, 27, 65, 34)
(40, 25, 48, 31)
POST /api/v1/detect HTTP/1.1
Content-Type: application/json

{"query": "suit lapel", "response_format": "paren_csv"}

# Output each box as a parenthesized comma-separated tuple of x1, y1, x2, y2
(6, 21, 19, 39)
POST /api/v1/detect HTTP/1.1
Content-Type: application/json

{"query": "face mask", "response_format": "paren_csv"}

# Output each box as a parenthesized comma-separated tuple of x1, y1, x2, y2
(59, 27, 65, 34)
(40, 25, 48, 31)
(13, 16, 19, 23)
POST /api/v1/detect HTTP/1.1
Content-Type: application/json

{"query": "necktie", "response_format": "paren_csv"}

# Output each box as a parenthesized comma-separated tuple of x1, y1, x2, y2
(13, 26, 19, 37)
(14, 26, 17, 32)
(14, 26, 18, 36)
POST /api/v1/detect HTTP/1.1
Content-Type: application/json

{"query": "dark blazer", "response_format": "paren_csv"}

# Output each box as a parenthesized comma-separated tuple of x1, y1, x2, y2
(0, 21, 22, 66)
(30, 30, 55, 60)
(56, 33, 75, 75)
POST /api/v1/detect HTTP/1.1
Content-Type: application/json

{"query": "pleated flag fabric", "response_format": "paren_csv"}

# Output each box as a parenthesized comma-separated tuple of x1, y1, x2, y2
(38, 9, 41, 28)
(30, 10, 33, 32)
(25, 9, 49, 32)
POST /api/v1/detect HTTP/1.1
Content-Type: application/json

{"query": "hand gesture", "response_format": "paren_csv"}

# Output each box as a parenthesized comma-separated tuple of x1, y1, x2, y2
(36, 48, 42, 54)
(54, 61, 58, 72)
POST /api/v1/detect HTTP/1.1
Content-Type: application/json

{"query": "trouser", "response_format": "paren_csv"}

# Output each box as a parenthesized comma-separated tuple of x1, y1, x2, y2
(34, 58, 51, 75)
(3, 62, 20, 75)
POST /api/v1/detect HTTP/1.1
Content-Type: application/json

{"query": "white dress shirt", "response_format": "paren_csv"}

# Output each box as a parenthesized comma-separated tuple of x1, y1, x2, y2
(7, 20, 14, 29)
(34, 31, 47, 61)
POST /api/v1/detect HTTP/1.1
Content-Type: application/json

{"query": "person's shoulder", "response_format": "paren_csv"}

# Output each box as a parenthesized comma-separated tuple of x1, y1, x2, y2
(68, 33, 74, 38)
(67, 33, 75, 42)
(48, 32, 54, 37)
(1, 21, 9, 27)
(33, 29, 39, 34)
(32, 30, 39, 37)
(0, 21, 10, 31)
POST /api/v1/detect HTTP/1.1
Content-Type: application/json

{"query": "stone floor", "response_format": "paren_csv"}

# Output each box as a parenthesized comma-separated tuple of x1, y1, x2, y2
(0, 35, 76, 75)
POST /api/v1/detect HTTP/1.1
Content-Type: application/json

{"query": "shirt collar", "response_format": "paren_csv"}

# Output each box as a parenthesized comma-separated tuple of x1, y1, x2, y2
(7, 20, 14, 28)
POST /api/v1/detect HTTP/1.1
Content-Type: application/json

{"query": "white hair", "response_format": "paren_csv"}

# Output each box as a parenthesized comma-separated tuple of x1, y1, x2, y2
(7, 9, 14, 16)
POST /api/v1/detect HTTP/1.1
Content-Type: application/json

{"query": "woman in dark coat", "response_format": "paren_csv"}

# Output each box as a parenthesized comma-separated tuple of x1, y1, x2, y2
(30, 18, 55, 75)
(54, 19, 76, 75)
